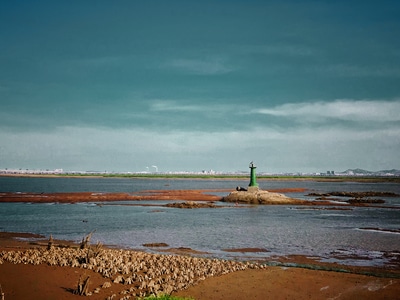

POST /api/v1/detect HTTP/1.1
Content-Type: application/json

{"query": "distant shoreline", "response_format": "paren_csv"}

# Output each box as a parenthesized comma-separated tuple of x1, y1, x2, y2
(1, 173, 399, 183)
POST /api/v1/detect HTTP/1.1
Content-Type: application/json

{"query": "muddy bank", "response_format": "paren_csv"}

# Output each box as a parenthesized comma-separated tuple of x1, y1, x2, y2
(1, 189, 398, 209)
(307, 191, 400, 197)
(0, 188, 310, 204)
(0, 190, 223, 203)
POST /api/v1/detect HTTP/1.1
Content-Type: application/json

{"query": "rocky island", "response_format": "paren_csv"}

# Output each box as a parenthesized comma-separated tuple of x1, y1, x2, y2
(222, 186, 308, 205)
(223, 162, 308, 205)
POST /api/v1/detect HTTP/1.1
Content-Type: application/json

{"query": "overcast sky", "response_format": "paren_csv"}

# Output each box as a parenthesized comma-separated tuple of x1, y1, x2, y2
(1, 0, 400, 173)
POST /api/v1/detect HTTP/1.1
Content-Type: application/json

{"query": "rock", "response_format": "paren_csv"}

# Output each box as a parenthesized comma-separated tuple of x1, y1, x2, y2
(164, 201, 216, 209)
(236, 186, 247, 191)
(143, 243, 169, 247)
(0, 245, 259, 296)
(347, 198, 385, 204)
(222, 188, 306, 205)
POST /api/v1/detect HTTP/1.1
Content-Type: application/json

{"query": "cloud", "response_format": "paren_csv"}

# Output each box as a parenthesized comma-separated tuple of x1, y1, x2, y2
(253, 99, 400, 123)
(77, 56, 128, 67)
(1, 120, 399, 173)
(239, 44, 316, 57)
(165, 58, 233, 75)
(309, 64, 400, 78)
(149, 100, 204, 112)
(148, 99, 237, 114)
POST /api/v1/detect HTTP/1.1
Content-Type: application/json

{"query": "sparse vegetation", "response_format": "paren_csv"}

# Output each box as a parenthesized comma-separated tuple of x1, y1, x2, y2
(47, 234, 53, 250)
(73, 274, 91, 296)
(139, 295, 194, 300)
(78, 231, 104, 264)
(80, 231, 94, 249)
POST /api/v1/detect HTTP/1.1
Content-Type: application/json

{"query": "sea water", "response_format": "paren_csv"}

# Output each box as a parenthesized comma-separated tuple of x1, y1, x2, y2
(0, 176, 399, 266)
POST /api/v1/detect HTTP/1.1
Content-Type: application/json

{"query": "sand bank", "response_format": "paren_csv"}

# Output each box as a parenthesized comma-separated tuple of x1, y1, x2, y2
(0, 190, 223, 203)
(1, 188, 397, 209)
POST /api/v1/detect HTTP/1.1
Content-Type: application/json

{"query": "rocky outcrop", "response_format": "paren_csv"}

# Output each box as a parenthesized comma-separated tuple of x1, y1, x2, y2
(164, 201, 217, 209)
(0, 245, 263, 298)
(222, 187, 307, 205)
(307, 191, 399, 198)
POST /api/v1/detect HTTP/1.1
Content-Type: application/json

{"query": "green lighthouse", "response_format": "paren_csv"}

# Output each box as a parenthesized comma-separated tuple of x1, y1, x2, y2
(248, 161, 258, 187)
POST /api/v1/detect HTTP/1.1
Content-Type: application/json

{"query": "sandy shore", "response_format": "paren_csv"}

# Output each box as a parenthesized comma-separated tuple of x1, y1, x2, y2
(1, 232, 399, 300)
(174, 267, 400, 300)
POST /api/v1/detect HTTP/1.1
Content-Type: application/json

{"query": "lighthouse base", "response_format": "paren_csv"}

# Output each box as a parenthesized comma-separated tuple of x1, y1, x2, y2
(247, 186, 259, 193)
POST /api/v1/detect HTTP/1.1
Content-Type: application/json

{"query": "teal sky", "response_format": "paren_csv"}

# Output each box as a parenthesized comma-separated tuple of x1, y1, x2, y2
(1, 0, 400, 173)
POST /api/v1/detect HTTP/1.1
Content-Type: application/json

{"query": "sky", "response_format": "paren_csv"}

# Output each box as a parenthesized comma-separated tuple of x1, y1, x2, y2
(1, 0, 400, 173)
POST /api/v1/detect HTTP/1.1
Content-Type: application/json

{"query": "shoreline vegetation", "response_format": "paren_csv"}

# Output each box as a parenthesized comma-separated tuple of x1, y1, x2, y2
(1, 172, 400, 182)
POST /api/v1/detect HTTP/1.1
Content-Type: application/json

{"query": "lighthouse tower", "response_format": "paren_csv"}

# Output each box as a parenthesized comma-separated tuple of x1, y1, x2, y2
(248, 161, 259, 192)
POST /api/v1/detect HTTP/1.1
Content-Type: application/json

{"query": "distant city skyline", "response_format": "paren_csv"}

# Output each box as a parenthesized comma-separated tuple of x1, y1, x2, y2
(1, 1, 399, 173)
(1, 167, 399, 177)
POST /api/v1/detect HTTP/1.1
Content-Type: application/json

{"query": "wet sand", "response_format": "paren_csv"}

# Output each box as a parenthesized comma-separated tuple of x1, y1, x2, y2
(0, 190, 224, 203)
(1, 232, 399, 300)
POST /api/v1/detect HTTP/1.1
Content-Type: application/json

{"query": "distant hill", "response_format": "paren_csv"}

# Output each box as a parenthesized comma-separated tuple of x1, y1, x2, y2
(343, 168, 400, 176)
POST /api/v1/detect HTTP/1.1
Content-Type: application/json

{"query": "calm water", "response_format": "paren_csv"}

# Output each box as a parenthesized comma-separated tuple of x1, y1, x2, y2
(0, 176, 399, 266)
